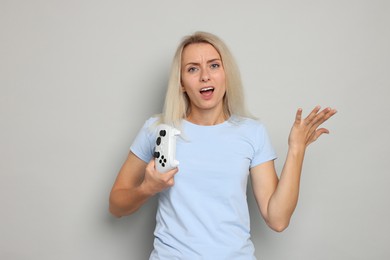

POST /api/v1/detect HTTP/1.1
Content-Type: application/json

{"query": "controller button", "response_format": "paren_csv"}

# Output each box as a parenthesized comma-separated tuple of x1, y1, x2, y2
(154, 151, 160, 158)
(156, 137, 161, 145)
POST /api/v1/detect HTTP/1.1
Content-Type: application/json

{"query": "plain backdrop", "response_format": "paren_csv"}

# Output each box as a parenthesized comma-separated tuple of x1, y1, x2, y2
(1, 0, 389, 259)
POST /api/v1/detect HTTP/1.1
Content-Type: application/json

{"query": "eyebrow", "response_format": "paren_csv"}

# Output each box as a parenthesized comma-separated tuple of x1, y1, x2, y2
(184, 58, 222, 67)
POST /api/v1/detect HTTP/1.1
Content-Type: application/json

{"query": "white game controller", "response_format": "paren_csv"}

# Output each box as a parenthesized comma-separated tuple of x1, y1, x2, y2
(153, 124, 180, 173)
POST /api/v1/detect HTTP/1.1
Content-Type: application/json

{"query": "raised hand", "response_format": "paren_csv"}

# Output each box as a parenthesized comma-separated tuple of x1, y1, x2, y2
(288, 106, 337, 150)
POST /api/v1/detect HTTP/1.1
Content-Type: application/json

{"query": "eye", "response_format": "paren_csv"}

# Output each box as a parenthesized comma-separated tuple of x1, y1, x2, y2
(187, 66, 198, 73)
(210, 63, 221, 69)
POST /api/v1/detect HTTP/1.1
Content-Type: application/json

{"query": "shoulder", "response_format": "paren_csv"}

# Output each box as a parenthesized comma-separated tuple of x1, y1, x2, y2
(144, 115, 161, 126)
(133, 115, 162, 142)
(140, 115, 162, 132)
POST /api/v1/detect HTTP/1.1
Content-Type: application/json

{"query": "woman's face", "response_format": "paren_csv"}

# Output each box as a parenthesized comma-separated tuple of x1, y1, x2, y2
(181, 43, 226, 116)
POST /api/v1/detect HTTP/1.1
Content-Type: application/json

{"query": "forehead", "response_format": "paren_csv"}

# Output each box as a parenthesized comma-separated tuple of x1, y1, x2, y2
(181, 43, 221, 62)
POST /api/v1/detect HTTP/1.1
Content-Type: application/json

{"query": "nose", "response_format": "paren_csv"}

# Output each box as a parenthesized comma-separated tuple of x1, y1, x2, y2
(200, 69, 210, 82)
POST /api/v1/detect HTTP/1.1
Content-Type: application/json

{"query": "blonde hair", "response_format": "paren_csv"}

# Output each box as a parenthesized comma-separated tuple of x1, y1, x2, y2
(161, 31, 251, 127)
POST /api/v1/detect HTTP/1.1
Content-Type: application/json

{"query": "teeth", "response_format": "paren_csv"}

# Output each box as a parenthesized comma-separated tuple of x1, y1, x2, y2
(200, 87, 214, 92)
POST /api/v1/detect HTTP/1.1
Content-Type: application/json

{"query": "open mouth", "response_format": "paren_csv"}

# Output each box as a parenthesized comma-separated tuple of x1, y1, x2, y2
(200, 87, 214, 95)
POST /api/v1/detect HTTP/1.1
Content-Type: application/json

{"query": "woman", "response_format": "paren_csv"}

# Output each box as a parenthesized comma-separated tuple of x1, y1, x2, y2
(109, 31, 337, 259)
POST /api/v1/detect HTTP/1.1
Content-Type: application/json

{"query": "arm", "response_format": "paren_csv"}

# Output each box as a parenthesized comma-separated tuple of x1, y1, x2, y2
(109, 152, 178, 217)
(250, 106, 337, 232)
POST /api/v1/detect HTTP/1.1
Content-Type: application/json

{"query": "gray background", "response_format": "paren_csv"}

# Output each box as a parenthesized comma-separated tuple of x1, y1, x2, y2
(1, 0, 389, 259)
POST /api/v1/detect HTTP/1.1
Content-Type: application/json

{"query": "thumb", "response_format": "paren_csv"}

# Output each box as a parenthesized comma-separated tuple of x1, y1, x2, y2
(164, 167, 179, 178)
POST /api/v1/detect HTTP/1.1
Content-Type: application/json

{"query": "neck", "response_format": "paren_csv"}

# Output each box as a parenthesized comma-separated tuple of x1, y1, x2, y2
(186, 109, 228, 126)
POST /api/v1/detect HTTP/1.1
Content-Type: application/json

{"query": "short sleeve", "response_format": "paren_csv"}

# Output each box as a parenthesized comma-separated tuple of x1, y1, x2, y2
(130, 117, 159, 163)
(250, 123, 277, 168)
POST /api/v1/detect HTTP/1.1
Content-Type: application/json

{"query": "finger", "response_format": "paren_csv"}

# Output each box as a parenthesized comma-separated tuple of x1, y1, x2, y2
(162, 167, 178, 186)
(149, 159, 155, 167)
(163, 167, 179, 178)
(166, 178, 175, 187)
(307, 108, 329, 130)
(308, 128, 330, 145)
(304, 105, 322, 124)
(294, 108, 303, 124)
(310, 108, 337, 130)
(146, 159, 155, 172)
(307, 108, 336, 139)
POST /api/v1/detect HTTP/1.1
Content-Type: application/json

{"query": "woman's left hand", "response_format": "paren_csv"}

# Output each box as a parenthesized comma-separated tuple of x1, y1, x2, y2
(288, 106, 337, 150)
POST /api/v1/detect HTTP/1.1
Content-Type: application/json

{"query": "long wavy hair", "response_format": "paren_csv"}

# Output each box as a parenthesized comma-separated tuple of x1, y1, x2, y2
(161, 31, 251, 127)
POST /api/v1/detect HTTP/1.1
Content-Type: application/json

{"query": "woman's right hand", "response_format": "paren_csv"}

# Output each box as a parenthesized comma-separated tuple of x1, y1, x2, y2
(142, 159, 178, 196)
(109, 152, 178, 217)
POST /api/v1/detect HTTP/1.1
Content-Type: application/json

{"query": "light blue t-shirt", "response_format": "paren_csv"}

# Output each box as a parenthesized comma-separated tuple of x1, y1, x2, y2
(130, 116, 277, 260)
